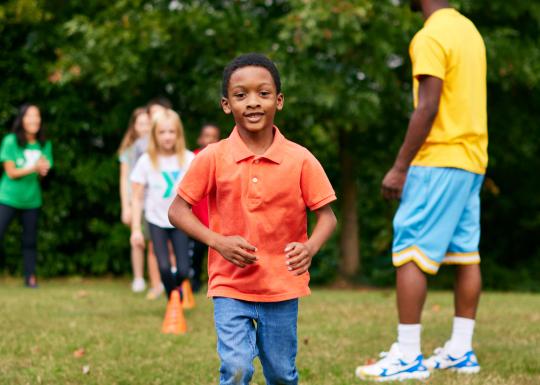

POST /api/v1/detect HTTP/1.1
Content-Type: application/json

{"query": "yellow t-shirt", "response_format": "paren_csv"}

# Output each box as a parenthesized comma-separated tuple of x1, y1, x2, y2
(410, 8, 488, 174)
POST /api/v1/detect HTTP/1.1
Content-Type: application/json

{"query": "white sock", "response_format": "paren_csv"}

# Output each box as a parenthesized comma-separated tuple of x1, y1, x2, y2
(398, 324, 421, 361)
(447, 317, 475, 357)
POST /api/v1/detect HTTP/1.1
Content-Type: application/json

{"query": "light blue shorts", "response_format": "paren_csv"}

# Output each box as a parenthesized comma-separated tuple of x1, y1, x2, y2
(392, 166, 484, 274)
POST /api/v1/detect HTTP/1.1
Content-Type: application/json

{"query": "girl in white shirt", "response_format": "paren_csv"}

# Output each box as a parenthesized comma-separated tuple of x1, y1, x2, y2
(130, 109, 194, 299)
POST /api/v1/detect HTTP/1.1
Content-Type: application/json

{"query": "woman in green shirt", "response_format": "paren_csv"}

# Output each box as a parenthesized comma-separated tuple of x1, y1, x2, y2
(0, 104, 53, 288)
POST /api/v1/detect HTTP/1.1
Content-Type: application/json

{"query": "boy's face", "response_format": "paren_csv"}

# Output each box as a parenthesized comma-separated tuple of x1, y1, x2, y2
(221, 66, 284, 135)
(197, 125, 220, 147)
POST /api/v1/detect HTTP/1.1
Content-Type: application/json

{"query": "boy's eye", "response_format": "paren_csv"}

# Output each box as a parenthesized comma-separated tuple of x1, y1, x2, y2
(260, 91, 271, 96)
(234, 92, 245, 98)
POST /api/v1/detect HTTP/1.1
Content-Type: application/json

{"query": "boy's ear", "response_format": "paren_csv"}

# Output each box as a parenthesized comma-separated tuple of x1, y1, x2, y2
(221, 97, 232, 114)
(276, 93, 284, 111)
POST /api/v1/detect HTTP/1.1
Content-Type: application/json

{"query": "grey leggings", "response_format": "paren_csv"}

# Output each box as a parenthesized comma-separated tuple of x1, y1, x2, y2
(148, 222, 190, 298)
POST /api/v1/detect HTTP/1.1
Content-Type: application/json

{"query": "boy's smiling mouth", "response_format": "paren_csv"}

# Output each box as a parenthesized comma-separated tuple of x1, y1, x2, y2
(244, 112, 265, 123)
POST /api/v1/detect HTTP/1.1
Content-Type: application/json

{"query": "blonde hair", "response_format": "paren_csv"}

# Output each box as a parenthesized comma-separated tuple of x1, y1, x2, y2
(147, 108, 186, 169)
(118, 107, 148, 155)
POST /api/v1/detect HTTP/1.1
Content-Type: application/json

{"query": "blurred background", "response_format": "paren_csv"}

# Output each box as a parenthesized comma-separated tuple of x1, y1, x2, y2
(1, 0, 538, 290)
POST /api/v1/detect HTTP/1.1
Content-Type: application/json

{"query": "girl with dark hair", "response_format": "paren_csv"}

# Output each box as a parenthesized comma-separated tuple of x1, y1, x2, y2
(0, 104, 53, 287)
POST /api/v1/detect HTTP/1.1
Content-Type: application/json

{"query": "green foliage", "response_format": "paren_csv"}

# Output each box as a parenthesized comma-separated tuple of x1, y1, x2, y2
(0, 0, 538, 289)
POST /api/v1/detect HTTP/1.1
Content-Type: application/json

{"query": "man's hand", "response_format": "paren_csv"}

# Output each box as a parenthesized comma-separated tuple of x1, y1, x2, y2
(214, 235, 257, 268)
(130, 230, 145, 248)
(285, 242, 314, 276)
(381, 166, 408, 200)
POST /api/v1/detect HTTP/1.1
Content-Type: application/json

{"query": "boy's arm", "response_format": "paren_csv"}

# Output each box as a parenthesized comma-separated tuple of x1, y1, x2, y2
(168, 196, 258, 268)
(285, 204, 337, 276)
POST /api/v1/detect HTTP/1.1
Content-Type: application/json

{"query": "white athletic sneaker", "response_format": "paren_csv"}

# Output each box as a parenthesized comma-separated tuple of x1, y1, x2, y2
(355, 343, 430, 382)
(131, 277, 146, 293)
(424, 342, 480, 373)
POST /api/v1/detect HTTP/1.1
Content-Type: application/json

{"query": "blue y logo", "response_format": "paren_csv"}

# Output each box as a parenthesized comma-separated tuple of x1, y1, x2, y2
(162, 171, 180, 198)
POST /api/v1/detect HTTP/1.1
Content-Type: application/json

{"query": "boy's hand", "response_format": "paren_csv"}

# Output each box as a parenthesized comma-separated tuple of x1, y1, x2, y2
(285, 242, 314, 276)
(381, 166, 407, 200)
(214, 235, 257, 268)
(130, 230, 145, 248)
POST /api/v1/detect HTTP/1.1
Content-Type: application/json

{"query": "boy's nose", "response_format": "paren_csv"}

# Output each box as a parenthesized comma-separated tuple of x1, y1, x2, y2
(246, 94, 260, 107)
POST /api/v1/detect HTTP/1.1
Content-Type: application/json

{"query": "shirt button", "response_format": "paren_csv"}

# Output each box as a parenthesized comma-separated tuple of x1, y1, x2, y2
(252, 177, 258, 183)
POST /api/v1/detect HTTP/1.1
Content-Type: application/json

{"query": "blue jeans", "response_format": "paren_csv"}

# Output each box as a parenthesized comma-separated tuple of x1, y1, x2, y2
(213, 297, 299, 385)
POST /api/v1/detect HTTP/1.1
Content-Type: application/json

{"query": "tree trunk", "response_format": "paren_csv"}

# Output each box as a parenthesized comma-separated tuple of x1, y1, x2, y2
(339, 128, 360, 279)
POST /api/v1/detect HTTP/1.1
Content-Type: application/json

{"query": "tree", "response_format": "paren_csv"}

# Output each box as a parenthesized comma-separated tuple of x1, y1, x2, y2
(277, 0, 418, 280)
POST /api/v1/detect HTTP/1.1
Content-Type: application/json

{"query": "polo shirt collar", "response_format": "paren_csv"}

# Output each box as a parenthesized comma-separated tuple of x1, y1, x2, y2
(229, 126, 285, 164)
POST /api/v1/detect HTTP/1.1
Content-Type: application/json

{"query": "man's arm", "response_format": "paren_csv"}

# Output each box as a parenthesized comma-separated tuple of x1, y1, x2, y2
(168, 195, 257, 268)
(381, 75, 443, 200)
(284, 204, 337, 276)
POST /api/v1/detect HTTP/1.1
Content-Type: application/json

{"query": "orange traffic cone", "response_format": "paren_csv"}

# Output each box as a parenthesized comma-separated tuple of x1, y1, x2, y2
(181, 279, 196, 310)
(161, 290, 187, 334)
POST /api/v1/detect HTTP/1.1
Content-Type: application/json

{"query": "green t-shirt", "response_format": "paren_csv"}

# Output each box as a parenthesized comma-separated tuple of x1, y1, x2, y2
(0, 133, 53, 209)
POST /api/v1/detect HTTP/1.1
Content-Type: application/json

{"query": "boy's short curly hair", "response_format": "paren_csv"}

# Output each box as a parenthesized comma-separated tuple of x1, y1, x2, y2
(222, 53, 281, 97)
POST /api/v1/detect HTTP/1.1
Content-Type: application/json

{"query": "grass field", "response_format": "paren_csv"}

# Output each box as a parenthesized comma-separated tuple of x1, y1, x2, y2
(1, 278, 539, 385)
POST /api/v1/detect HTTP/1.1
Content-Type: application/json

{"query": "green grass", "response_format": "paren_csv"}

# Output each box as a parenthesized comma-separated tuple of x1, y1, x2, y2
(1, 278, 539, 385)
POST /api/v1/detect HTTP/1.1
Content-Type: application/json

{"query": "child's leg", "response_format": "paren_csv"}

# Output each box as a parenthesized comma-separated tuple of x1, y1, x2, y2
(131, 242, 145, 281)
(190, 238, 206, 291)
(168, 228, 190, 287)
(147, 242, 162, 290)
(20, 208, 39, 285)
(213, 297, 257, 385)
(256, 299, 299, 385)
(148, 223, 175, 298)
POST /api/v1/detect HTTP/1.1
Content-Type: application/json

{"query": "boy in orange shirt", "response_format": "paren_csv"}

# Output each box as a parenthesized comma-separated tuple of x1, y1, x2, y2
(168, 53, 337, 385)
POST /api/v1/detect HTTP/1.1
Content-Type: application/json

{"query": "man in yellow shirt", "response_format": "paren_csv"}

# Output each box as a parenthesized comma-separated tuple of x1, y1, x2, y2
(356, 0, 487, 381)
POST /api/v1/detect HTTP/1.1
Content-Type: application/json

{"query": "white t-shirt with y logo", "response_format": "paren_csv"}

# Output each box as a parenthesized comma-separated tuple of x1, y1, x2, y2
(130, 151, 195, 228)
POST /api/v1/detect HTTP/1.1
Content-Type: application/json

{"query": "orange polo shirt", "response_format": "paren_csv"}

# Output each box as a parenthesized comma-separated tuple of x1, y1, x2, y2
(178, 126, 336, 302)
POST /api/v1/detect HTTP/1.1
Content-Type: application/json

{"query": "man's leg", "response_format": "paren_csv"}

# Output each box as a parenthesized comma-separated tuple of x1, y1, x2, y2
(397, 262, 427, 324)
(444, 264, 481, 357)
(455, 264, 481, 319)
(445, 173, 484, 358)
(424, 173, 483, 372)
(395, 261, 427, 363)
